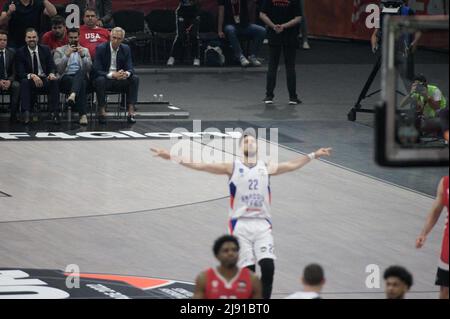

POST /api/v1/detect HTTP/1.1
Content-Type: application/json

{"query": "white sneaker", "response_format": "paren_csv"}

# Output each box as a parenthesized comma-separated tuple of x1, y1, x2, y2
(79, 114, 88, 125)
(303, 42, 311, 50)
(193, 58, 200, 66)
(248, 56, 262, 67)
(167, 57, 175, 66)
(240, 56, 250, 67)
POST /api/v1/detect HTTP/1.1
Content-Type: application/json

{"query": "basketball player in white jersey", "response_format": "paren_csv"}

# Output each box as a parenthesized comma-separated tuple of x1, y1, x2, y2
(151, 133, 332, 299)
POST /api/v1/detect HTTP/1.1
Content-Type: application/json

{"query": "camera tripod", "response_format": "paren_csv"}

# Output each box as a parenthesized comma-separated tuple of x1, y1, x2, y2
(348, 50, 407, 122)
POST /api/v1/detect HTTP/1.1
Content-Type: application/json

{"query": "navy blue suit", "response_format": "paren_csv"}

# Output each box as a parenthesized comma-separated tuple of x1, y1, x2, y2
(93, 42, 139, 108)
(15, 44, 59, 113)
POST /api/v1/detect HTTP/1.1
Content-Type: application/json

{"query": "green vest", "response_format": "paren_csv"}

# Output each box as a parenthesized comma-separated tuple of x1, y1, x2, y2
(413, 85, 447, 118)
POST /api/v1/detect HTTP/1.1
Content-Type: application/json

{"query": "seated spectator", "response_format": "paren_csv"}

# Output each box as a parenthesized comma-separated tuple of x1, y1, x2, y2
(0, 30, 20, 123)
(384, 265, 413, 299)
(79, 7, 110, 60)
(54, 28, 92, 126)
(167, 0, 201, 67)
(285, 264, 325, 299)
(0, 0, 57, 49)
(218, 0, 266, 67)
(41, 15, 68, 53)
(70, 0, 113, 28)
(93, 27, 139, 124)
(16, 28, 60, 124)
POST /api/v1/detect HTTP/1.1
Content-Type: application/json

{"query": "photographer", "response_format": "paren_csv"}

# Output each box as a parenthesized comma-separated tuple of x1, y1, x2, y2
(401, 74, 448, 137)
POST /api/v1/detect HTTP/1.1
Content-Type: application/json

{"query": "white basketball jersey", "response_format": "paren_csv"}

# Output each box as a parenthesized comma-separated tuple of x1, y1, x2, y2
(228, 159, 272, 220)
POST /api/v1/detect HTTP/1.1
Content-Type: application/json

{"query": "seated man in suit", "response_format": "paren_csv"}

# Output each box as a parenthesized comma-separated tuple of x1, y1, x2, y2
(93, 27, 139, 124)
(54, 28, 92, 126)
(0, 30, 20, 123)
(16, 28, 60, 124)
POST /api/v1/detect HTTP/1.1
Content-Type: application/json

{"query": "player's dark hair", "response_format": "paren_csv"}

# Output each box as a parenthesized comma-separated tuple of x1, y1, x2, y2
(213, 235, 239, 256)
(303, 264, 325, 286)
(383, 266, 413, 288)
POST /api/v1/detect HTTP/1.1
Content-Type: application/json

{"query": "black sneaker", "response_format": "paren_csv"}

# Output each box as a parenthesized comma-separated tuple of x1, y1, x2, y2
(263, 96, 274, 105)
(127, 114, 136, 124)
(289, 98, 302, 105)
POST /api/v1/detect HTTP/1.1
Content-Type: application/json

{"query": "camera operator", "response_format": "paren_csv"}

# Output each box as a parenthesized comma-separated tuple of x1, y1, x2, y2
(401, 74, 448, 137)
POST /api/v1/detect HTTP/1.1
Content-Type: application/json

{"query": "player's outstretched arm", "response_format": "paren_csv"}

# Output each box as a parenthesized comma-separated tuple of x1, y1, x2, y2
(192, 272, 206, 299)
(268, 148, 332, 176)
(416, 178, 445, 249)
(151, 147, 233, 176)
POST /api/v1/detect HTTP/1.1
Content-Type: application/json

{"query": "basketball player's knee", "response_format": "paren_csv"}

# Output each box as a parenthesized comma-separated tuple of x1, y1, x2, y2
(259, 258, 275, 278)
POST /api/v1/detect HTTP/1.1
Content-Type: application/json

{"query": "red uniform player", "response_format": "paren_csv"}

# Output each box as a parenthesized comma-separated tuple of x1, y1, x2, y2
(193, 235, 262, 299)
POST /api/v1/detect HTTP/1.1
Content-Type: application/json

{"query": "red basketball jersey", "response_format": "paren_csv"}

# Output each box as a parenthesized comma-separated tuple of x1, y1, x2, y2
(204, 267, 253, 299)
(440, 176, 449, 267)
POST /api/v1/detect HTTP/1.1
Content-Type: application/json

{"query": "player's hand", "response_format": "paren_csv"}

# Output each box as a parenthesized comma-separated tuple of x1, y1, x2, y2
(314, 148, 332, 158)
(48, 73, 57, 81)
(415, 235, 426, 248)
(218, 31, 225, 39)
(151, 148, 171, 160)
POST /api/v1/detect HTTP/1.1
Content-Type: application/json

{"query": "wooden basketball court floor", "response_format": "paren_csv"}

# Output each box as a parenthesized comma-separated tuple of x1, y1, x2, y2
(0, 137, 444, 299)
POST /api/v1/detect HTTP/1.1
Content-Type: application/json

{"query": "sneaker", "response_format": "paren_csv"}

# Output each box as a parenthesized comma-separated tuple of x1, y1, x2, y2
(79, 114, 88, 126)
(240, 56, 250, 67)
(303, 42, 311, 50)
(193, 58, 200, 66)
(263, 96, 274, 105)
(248, 56, 262, 67)
(167, 57, 175, 66)
(127, 114, 136, 124)
(289, 98, 302, 105)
